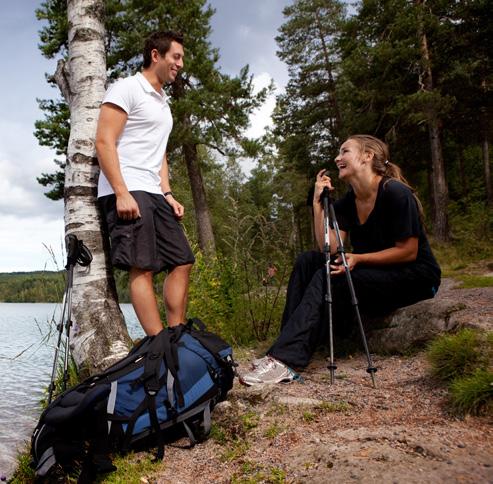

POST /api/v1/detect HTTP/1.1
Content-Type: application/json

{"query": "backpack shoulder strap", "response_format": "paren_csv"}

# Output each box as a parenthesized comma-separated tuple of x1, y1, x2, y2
(186, 319, 237, 372)
(141, 330, 185, 461)
(185, 318, 228, 355)
(187, 318, 207, 332)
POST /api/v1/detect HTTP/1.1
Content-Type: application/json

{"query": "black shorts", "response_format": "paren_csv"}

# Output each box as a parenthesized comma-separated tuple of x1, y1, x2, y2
(99, 191, 195, 272)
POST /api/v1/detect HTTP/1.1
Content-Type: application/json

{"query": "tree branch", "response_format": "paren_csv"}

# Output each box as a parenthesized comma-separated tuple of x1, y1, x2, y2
(52, 59, 72, 103)
(203, 142, 226, 156)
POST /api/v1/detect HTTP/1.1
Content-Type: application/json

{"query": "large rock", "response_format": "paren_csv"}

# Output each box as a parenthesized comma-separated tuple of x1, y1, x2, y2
(367, 298, 464, 353)
(367, 278, 493, 354)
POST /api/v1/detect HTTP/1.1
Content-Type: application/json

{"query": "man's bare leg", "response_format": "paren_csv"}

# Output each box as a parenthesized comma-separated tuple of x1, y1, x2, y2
(129, 267, 163, 335)
(164, 263, 193, 327)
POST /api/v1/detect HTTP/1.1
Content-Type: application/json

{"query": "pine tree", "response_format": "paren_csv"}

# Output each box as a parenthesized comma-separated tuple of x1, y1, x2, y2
(34, 99, 69, 200)
(274, 0, 347, 173)
(270, 0, 348, 249)
(440, 0, 493, 207)
(35, 0, 70, 201)
(338, 0, 453, 240)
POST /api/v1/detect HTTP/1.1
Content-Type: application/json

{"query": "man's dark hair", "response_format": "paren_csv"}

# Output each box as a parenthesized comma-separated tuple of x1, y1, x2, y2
(143, 31, 184, 68)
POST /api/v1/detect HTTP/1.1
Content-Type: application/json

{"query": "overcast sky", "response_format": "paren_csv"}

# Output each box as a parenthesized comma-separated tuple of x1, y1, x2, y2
(0, 0, 291, 272)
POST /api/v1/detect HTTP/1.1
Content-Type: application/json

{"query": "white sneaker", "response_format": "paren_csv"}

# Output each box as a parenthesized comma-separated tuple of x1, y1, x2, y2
(240, 356, 295, 386)
(251, 357, 264, 369)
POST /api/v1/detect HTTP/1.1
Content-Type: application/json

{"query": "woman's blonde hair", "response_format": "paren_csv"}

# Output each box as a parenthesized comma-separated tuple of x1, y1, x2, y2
(347, 134, 424, 220)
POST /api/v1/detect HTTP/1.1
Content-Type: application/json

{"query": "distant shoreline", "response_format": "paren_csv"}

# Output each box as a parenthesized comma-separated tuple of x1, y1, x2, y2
(0, 271, 129, 303)
(0, 271, 64, 303)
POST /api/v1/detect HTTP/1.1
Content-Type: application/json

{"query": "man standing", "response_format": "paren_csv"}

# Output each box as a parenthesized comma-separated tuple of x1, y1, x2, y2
(96, 31, 195, 335)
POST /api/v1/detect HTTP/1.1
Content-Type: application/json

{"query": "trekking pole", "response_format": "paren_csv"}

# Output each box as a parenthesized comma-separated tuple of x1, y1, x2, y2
(327, 198, 377, 388)
(321, 186, 337, 384)
(47, 234, 92, 403)
(61, 234, 77, 393)
(47, 267, 71, 403)
(62, 234, 92, 392)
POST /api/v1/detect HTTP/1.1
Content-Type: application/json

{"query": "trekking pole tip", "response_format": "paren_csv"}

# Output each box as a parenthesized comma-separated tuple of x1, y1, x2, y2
(327, 363, 337, 385)
(366, 366, 377, 388)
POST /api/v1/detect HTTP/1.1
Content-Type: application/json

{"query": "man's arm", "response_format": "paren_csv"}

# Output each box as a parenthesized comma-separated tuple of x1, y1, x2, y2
(159, 154, 184, 219)
(95, 103, 140, 220)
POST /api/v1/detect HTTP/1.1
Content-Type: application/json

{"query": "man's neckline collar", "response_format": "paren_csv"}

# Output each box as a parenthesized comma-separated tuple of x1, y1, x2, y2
(136, 72, 168, 99)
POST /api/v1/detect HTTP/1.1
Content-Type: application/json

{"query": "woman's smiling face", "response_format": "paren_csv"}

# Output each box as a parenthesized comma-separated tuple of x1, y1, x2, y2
(334, 139, 363, 180)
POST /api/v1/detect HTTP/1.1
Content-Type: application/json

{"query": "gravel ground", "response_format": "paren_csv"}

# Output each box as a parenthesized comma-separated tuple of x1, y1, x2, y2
(134, 351, 492, 484)
(121, 280, 493, 484)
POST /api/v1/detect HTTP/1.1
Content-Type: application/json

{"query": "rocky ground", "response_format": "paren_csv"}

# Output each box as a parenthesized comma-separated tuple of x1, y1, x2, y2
(128, 278, 493, 484)
(134, 353, 492, 484)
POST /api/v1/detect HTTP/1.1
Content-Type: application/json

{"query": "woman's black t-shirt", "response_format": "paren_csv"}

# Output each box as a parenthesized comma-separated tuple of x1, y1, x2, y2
(333, 178, 441, 284)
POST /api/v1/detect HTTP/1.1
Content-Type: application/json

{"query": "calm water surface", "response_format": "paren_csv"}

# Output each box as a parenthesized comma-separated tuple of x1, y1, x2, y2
(0, 302, 143, 479)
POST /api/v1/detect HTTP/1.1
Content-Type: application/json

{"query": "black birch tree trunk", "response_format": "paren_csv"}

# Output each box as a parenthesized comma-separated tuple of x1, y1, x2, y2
(480, 102, 492, 207)
(416, 0, 450, 241)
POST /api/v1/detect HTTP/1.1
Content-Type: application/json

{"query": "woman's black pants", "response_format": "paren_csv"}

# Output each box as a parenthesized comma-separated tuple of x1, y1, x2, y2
(268, 251, 437, 369)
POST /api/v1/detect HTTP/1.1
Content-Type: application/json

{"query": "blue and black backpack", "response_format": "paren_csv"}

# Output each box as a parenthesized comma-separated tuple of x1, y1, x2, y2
(31, 318, 236, 480)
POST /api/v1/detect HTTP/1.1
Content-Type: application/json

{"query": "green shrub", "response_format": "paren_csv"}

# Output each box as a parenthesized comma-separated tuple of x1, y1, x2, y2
(426, 329, 484, 382)
(187, 250, 238, 336)
(449, 369, 493, 416)
(186, 249, 287, 345)
(302, 411, 315, 422)
(432, 203, 493, 275)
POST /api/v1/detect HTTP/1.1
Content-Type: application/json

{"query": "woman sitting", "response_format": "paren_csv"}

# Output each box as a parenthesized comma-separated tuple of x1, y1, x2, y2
(240, 134, 441, 386)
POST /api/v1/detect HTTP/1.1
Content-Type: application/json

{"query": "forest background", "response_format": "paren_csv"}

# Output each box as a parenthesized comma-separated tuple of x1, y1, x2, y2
(1, 0, 491, 348)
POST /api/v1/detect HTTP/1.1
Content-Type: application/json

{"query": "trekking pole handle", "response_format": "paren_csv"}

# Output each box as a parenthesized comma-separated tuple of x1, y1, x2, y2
(65, 233, 93, 269)
(321, 186, 332, 204)
(65, 234, 79, 268)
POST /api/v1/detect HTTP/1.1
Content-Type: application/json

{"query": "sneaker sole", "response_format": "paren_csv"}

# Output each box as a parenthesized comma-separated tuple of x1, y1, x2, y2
(238, 374, 295, 386)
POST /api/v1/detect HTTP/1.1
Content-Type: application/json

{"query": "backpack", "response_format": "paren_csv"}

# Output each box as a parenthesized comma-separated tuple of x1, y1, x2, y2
(31, 318, 236, 480)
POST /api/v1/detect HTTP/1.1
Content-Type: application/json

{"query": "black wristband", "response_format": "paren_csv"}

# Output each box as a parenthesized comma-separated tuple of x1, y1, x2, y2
(163, 191, 173, 198)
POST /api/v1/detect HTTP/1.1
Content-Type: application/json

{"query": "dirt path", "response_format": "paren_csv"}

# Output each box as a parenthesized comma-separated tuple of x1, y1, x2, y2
(137, 351, 492, 484)
(132, 280, 493, 483)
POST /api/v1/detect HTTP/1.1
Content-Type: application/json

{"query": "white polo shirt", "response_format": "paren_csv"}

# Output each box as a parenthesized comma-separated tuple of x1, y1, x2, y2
(97, 72, 173, 197)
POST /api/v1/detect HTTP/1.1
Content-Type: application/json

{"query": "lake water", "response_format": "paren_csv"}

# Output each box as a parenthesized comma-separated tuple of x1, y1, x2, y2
(0, 302, 143, 479)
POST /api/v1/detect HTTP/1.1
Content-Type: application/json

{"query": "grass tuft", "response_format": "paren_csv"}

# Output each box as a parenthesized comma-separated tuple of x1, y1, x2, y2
(264, 421, 283, 439)
(426, 329, 493, 416)
(8, 450, 36, 484)
(454, 275, 493, 288)
(96, 453, 159, 483)
(316, 401, 350, 413)
(449, 369, 493, 416)
(241, 411, 260, 432)
(220, 439, 250, 462)
(301, 410, 315, 422)
(427, 329, 484, 382)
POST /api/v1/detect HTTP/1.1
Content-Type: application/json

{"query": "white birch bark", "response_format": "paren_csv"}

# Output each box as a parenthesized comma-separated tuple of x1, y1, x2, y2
(56, 0, 132, 374)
